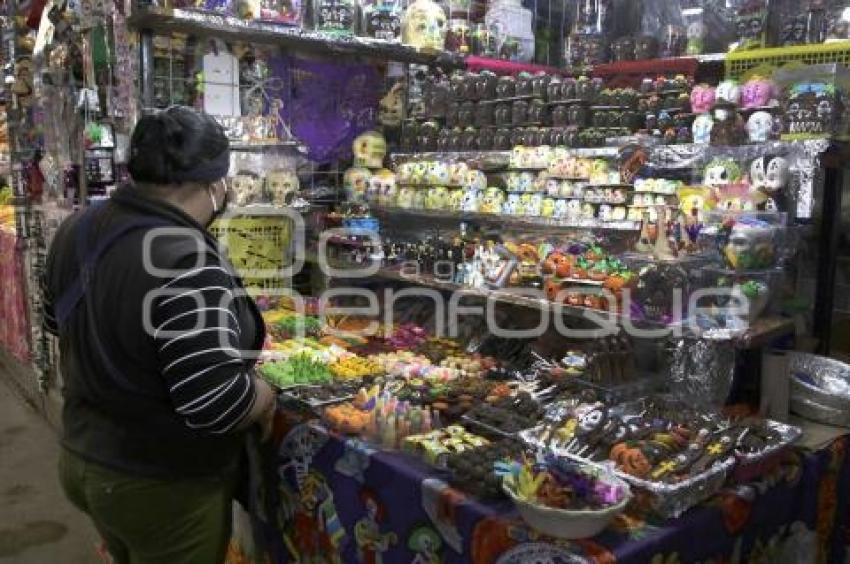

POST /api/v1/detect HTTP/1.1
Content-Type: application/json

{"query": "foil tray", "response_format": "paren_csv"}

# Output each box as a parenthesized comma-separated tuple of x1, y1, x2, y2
(734, 420, 802, 465)
(518, 426, 734, 519)
(791, 396, 850, 428)
(789, 353, 850, 412)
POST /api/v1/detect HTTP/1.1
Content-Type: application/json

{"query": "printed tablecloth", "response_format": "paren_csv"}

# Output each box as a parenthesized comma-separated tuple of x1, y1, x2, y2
(253, 422, 850, 564)
(0, 228, 30, 362)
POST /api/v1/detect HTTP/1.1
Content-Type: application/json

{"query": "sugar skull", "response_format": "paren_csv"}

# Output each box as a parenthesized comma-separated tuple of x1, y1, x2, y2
(373, 169, 397, 206)
(466, 170, 487, 192)
(410, 161, 428, 185)
(397, 162, 413, 184)
(505, 172, 521, 192)
(531, 145, 552, 169)
(379, 82, 405, 127)
(526, 194, 544, 216)
(460, 188, 481, 212)
(703, 158, 742, 187)
(692, 114, 714, 144)
(503, 193, 522, 215)
(612, 206, 627, 220)
(724, 220, 776, 270)
(343, 167, 372, 202)
(481, 187, 506, 214)
(690, 84, 716, 114)
(544, 176, 561, 197)
(581, 202, 596, 219)
(746, 111, 774, 143)
(446, 188, 464, 210)
(367, 175, 383, 202)
(541, 197, 556, 217)
(716, 80, 742, 106)
(412, 189, 428, 209)
(517, 172, 535, 193)
(353, 130, 387, 168)
(510, 146, 530, 169)
(749, 156, 790, 194)
(553, 199, 569, 219)
(425, 186, 449, 209)
(598, 204, 613, 221)
(448, 162, 469, 186)
(741, 78, 778, 109)
(401, 0, 447, 51)
(427, 161, 450, 185)
(588, 159, 610, 185)
(230, 172, 264, 206)
(397, 186, 415, 208)
(267, 169, 299, 206)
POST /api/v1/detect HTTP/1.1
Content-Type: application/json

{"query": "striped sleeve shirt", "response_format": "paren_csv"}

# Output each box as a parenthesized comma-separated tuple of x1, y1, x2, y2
(151, 257, 257, 434)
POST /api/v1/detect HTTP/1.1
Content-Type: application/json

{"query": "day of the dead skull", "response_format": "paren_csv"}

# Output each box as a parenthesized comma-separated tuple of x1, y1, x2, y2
(541, 197, 556, 217)
(465, 170, 487, 192)
(378, 82, 405, 127)
(343, 167, 372, 201)
(553, 199, 569, 218)
(749, 155, 790, 194)
(503, 193, 521, 215)
(396, 186, 415, 208)
(427, 161, 450, 185)
(480, 187, 506, 214)
(741, 77, 777, 109)
(448, 162, 468, 186)
(716, 80, 742, 106)
(446, 189, 464, 210)
(746, 111, 774, 142)
(373, 169, 397, 206)
(692, 114, 714, 144)
(690, 84, 716, 114)
(352, 130, 387, 168)
(230, 172, 264, 206)
(460, 187, 481, 212)
(703, 158, 742, 187)
(634, 263, 688, 321)
(401, 0, 447, 51)
(266, 169, 299, 206)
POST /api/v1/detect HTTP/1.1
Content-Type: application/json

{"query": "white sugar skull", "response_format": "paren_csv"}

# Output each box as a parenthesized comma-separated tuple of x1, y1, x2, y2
(532, 145, 552, 168)
(460, 188, 481, 212)
(526, 193, 544, 216)
(517, 172, 535, 193)
(397, 162, 413, 184)
(692, 114, 714, 144)
(750, 156, 790, 194)
(352, 130, 387, 168)
(367, 175, 383, 202)
(510, 146, 530, 168)
(410, 161, 428, 185)
(716, 80, 742, 106)
(446, 189, 464, 210)
(566, 199, 582, 219)
(581, 202, 596, 219)
(598, 204, 613, 221)
(342, 168, 372, 202)
(401, 0, 447, 51)
(503, 193, 521, 215)
(374, 170, 397, 206)
(427, 161, 450, 185)
(230, 172, 263, 206)
(561, 181, 579, 199)
(397, 187, 415, 208)
(412, 189, 428, 209)
(519, 193, 533, 215)
(746, 111, 774, 143)
(466, 170, 487, 192)
(267, 169, 299, 206)
(553, 199, 569, 218)
(505, 172, 521, 192)
(448, 162, 469, 186)
(544, 176, 560, 197)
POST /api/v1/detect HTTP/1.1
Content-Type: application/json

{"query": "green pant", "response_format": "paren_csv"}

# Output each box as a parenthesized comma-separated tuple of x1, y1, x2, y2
(58, 448, 235, 564)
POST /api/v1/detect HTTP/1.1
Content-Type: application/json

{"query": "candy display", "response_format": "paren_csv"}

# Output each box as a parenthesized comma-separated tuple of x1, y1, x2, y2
(446, 439, 527, 498)
(260, 353, 334, 387)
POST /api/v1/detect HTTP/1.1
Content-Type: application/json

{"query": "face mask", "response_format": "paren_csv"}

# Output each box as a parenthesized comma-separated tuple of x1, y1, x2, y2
(207, 181, 229, 226)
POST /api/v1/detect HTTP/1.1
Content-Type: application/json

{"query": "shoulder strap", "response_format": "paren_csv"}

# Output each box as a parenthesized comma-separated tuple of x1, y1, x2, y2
(54, 202, 172, 398)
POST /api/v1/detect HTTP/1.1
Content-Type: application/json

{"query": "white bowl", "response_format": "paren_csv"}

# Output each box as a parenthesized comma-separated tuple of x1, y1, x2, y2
(504, 477, 631, 540)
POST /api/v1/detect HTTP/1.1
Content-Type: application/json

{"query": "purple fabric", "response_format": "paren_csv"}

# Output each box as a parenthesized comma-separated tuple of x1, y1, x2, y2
(269, 55, 382, 163)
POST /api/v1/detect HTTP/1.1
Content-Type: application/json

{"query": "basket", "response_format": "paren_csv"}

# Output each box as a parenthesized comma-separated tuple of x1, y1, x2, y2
(725, 41, 850, 80)
(503, 473, 631, 540)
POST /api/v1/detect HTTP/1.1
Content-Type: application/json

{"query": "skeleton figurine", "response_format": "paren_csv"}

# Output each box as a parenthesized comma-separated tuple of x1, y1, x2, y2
(266, 169, 299, 206)
(230, 171, 264, 206)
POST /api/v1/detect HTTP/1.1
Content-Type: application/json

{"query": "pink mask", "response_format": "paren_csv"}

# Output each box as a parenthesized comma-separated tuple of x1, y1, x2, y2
(741, 79, 775, 109)
(690, 85, 716, 114)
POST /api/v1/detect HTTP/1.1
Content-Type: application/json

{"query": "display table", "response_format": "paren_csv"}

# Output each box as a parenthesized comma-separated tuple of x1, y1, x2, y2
(266, 422, 850, 564)
(0, 227, 30, 363)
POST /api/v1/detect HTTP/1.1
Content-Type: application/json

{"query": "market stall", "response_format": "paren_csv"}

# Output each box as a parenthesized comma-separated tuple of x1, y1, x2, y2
(7, 0, 850, 563)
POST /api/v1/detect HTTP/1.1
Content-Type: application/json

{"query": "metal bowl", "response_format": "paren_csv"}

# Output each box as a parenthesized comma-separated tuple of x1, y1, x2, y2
(791, 396, 850, 428)
(789, 352, 850, 412)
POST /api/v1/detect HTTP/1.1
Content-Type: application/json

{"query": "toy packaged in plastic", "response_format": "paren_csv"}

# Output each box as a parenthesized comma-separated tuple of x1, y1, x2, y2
(733, 0, 770, 49)
(775, 63, 850, 140)
(362, 0, 402, 41)
(253, 0, 303, 24)
(701, 211, 788, 272)
(312, 0, 358, 34)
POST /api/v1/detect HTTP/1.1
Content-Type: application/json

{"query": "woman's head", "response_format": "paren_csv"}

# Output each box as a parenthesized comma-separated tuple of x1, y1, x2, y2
(128, 106, 231, 225)
(128, 106, 230, 186)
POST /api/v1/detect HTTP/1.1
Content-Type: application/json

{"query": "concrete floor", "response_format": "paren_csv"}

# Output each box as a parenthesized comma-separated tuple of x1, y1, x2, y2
(0, 377, 100, 563)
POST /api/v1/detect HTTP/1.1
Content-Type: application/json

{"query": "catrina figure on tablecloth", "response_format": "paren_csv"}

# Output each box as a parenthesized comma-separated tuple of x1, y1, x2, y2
(284, 471, 346, 564)
(407, 526, 442, 564)
(356, 488, 398, 564)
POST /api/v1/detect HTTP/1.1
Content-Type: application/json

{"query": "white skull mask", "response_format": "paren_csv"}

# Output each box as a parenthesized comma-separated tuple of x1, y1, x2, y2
(352, 131, 387, 168)
(503, 193, 521, 215)
(267, 169, 299, 206)
(460, 188, 481, 212)
(401, 0, 447, 51)
(746, 111, 774, 143)
(749, 156, 790, 194)
(716, 80, 742, 106)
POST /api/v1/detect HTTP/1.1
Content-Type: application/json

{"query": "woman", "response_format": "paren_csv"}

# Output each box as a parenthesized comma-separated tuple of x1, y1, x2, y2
(42, 106, 277, 563)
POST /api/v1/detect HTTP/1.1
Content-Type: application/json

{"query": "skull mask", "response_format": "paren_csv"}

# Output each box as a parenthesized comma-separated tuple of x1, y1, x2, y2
(746, 111, 774, 142)
(716, 80, 742, 106)
(401, 0, 447, 51)
(230, 172, 263, 206)
(267, 169, 299, 206)
(703, 158, 742, 187)
(749, 156, 790, 194)
(343, 167, 372, 202)
(692, 114, 714, 144)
